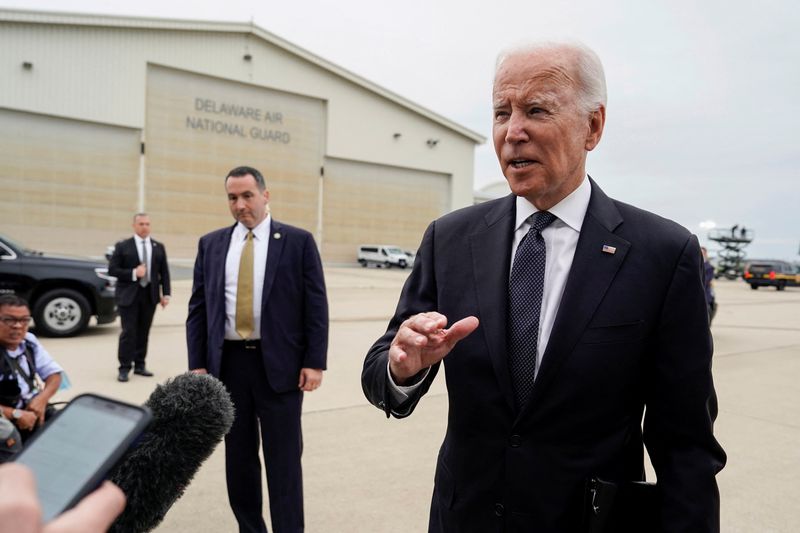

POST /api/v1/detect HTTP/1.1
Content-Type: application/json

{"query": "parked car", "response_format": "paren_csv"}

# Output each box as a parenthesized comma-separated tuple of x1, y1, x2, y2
(357, 245, 409, 269)
(403, 249, 416, 268)
(742, 260, 800, 291)
(0, 234, 117, 337)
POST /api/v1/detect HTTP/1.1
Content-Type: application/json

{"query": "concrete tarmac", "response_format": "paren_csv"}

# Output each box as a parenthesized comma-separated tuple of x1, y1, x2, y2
(41, 268, 800, 532)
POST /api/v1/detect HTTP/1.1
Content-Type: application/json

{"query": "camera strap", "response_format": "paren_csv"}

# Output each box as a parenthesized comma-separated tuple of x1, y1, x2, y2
(2, 344, 37, 394)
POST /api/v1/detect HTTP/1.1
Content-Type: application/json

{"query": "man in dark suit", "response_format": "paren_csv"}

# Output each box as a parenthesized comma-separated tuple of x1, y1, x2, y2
(362, 42, 726, 532)
(109, 213, 171, 382)
(187, 166, 328, 533)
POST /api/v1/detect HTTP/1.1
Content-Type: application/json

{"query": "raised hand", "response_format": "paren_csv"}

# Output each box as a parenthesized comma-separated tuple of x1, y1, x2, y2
(389, 312, 479, 384)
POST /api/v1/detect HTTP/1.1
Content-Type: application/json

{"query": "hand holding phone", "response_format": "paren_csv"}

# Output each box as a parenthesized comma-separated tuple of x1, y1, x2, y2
(0, 463, 125, 533)
(14, 409, 37, 432)
(12, 394, 151, 522)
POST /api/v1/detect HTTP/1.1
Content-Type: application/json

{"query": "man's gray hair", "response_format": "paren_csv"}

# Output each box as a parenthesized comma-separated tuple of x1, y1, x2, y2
(495, 41, 607, 114)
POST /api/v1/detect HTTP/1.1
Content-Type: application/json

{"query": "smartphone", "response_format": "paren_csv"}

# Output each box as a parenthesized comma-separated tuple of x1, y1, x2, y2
(13, 393, 151, 521)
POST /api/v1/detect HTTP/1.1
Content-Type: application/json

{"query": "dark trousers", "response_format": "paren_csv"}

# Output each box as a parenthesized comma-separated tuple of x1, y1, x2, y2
(117, 286, 156, 371)
(221, 341, 304, 533)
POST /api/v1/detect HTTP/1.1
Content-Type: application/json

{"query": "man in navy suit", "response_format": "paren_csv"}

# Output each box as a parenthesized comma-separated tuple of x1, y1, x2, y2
(108, 213, 171, 382)
(187, 166, 328, 533)
(362, 42, 726, 532)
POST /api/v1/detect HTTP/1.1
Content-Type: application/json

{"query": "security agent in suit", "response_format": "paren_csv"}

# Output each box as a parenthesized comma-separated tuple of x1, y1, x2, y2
(187, 166, 328, 533)
(109, 213, 171, 382)
(362, 42, 726, 532)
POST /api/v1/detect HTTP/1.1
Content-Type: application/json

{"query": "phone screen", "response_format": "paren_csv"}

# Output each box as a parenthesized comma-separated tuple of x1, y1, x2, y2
(14, 394, 150, 521)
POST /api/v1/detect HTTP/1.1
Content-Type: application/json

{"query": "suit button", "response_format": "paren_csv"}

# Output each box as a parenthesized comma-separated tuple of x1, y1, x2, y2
(509, 434, 521, 447)
(494, 503, 504, 517)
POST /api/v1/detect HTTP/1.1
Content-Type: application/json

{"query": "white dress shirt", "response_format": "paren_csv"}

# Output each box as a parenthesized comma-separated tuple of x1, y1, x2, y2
(224, 215, 271, 340)
(510, 176, 590, 378)
(389, 177, 592, 401)
(132, 235, 152, 282)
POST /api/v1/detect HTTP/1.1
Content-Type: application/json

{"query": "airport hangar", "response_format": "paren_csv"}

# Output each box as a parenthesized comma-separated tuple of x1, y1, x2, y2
(0, 9, 484, 263)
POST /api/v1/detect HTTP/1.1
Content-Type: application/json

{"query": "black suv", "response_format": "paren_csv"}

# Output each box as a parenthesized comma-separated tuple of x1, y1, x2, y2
(743, 260, 799, 291)
(0, 234, 117, 337)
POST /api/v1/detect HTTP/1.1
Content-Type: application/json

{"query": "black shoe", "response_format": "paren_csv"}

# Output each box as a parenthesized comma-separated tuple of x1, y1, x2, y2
(117, 370, 129, 382)
(133, 368, 154, 377)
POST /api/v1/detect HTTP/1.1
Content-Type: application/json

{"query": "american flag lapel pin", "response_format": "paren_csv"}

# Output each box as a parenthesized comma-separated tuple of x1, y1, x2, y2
(602, 244, 616, 254)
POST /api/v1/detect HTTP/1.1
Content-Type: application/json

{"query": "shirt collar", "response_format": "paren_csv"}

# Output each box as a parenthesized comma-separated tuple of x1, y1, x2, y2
(234, 214, 271, 242)
(134, 235, 150, 245)
(514, 176, 591, 232)
(4, 345, 23, 357)
(4, 333, 29, 357)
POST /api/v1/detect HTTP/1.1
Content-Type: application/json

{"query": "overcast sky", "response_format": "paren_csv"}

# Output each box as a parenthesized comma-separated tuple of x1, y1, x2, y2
(3, 0, 798, 260)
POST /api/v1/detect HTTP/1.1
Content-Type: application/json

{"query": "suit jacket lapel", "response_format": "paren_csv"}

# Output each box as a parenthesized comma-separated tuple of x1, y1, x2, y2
(150, 240, 160, 269)
(127, 238, 138, 263)
(469, 195, 516, 412)
(212, 226, 235, 315)
(524, 179, 630, 411)
(262, 219, 285, 307)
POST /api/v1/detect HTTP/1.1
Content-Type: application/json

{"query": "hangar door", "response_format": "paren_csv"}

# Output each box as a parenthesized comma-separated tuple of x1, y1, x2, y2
(322, 158, 450, 263)
(0, 108, 140, 255)
(145, 65, 326, 257)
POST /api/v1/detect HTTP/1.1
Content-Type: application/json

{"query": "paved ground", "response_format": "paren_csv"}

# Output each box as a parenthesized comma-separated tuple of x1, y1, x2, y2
(42, 267, 800, 532)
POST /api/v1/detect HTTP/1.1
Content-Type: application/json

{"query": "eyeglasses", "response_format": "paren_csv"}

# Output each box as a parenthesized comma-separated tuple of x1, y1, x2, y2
(0, 316, 32, 327)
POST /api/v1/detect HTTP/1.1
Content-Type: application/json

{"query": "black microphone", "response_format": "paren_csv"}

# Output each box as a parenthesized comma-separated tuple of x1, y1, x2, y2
(108, 372, 234, 533)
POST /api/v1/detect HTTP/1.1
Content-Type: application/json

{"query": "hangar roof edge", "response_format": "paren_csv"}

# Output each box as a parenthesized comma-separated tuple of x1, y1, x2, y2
(0, 8, 486, 144)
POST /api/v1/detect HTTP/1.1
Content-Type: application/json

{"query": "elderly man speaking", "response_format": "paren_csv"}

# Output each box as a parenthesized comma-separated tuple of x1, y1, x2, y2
(362, 42, 726, 532)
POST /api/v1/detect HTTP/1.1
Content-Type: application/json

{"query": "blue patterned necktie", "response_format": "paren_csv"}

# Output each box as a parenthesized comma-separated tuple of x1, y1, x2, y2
(508, 211, 557, 408)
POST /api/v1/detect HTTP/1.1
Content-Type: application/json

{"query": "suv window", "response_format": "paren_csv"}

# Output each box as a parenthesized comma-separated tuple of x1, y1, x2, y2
(0, 243, 13, 258)
(748, 263, 774, 274)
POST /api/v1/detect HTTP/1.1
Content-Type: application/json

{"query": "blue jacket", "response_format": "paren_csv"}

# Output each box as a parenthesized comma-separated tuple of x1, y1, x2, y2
(187, 219, 328, 393)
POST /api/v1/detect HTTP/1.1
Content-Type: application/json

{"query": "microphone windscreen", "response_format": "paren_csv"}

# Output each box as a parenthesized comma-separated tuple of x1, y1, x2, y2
(108, 373, 234, 533)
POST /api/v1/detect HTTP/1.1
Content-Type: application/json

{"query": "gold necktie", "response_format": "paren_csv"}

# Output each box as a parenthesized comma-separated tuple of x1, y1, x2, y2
(235, 230, 254, 339)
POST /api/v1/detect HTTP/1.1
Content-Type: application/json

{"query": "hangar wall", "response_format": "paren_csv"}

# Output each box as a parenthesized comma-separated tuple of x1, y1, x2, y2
(322, 158, 449, 262)
(144, 65, 326, 257)
(0, 108, 140, 251)
(0, 10, 481, 262)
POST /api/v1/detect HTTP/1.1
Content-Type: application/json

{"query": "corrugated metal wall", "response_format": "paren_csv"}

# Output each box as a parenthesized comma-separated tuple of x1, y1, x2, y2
(322, 158, 449, 263)
(0, 108, 140, 254)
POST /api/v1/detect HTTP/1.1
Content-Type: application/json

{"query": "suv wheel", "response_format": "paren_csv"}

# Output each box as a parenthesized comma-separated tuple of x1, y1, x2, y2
(33, 289, 91, 337)
(777, 282, 786, 291)
(750, 284, 759, 290)
(398, 259, 407, 269)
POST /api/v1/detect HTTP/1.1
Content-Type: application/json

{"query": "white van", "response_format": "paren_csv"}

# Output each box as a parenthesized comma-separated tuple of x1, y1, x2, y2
(357, 245, 410, 269)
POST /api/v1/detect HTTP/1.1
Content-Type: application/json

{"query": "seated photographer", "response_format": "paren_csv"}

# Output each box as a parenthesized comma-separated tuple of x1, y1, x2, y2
(0, 295, 63, 443)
